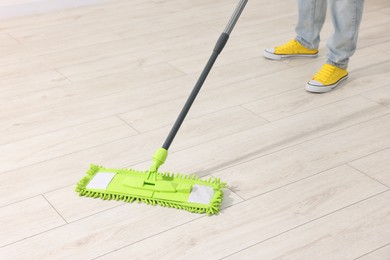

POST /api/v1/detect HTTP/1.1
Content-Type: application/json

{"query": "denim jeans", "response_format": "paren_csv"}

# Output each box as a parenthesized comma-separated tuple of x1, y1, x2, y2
(295, 0, 364, 69)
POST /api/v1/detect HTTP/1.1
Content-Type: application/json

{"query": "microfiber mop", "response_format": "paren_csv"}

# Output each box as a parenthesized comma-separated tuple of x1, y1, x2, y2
(76, 0, 248, 215)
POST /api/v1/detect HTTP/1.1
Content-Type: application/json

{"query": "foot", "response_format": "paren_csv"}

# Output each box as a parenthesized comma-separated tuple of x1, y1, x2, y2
(305, 64, 348, 93)
(263, 39, 319, 60)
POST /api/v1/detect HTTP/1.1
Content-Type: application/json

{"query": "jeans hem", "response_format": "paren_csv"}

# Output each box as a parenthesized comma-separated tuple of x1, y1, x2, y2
(326, 59, 348, 70)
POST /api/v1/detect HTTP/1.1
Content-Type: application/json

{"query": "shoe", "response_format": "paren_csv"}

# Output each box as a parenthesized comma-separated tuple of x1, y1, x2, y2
(305, 64, 348, 93)
(263, 39, 319, 60)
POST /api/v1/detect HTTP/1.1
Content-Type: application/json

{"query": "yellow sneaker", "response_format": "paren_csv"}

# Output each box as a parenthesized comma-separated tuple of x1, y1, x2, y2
(263, 39, 319, 60)
(306, 64, 348, 93)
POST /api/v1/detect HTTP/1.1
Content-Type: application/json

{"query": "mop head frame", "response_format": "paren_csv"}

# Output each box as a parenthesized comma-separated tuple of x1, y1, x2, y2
(76, 165, 226, 215)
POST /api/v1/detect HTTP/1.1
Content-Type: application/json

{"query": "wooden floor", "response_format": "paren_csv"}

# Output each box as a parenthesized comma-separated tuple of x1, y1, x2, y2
(1, 0, 390, 259)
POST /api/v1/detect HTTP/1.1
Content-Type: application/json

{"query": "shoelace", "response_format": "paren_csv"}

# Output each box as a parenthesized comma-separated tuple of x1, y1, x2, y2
(313, 64, 336, 83)
(276, 40, 298, 51)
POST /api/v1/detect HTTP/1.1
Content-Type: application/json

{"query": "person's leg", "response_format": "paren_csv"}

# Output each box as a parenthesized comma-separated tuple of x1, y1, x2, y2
(326, 0, 365, 69)
(295, 0, 327, 49)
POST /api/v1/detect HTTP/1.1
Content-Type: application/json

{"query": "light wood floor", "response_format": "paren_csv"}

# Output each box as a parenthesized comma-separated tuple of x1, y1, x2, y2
(1, 0, 389, 259)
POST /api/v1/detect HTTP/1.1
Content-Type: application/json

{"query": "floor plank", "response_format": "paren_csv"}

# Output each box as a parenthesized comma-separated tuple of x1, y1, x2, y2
(0, 70, 68, 99)
(349, 148, 390, 187)
(362, 85, 390, 108)
(213, 112, 390, 200)
(0, 33, 19, 47)
(225, 191, 390, 260)
(0, 0, 108, 21)
(357, 244, 390, 260)
(0, 66, 184, 145)
(93, 165, 387, 259)
(0, 117, 137, 173)
(0, 196, 66, 248)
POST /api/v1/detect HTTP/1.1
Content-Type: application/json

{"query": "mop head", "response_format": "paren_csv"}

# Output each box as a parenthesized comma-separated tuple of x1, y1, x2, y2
(75, 164, 226, 215)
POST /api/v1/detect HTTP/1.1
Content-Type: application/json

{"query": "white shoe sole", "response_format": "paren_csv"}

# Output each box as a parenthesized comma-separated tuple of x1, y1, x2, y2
(305, 75, 348, 93)
(263, 49, 318, 60)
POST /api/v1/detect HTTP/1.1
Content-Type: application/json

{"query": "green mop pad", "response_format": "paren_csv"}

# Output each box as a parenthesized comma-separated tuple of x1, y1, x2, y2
(76, 149, 226, 215)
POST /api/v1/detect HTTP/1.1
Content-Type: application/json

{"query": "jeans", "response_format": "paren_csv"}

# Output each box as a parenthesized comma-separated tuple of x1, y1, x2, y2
(295, 0, 364, 69)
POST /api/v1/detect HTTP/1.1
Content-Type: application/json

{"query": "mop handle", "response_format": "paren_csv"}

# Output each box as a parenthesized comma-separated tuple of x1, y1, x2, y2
(162, 0, 248, 150)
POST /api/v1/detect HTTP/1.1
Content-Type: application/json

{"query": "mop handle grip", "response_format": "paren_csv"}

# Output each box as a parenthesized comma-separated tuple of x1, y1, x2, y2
(215, 0, 248, 52)
(224, 0, 248, 35)
(162, 0, 248, 150)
